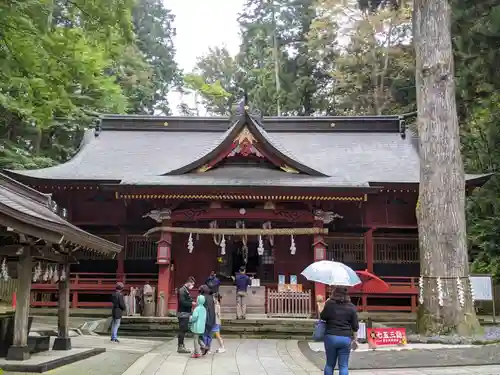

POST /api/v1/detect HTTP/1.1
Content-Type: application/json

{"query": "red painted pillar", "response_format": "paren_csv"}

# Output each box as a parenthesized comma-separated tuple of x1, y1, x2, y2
(313, 230, 327, 301)
(312, 210, 335, 304)
(157, 227, 172, 317)
(365, 228, 375, 273)
(116, 233, 125, 282)
(147, 209, 173, 317)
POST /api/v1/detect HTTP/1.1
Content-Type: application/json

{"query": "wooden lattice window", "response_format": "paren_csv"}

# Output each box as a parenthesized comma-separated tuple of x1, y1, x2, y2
(374, 236, 419, 264)
(326, 235, 365, 263)
(260, 246, 275, 283)
(74, 234, 120, 260)
(126, 235, 157, 260)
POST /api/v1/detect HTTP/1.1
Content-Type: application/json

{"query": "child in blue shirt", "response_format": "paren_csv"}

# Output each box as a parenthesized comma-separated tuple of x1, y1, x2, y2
(189, 294, 207, 358)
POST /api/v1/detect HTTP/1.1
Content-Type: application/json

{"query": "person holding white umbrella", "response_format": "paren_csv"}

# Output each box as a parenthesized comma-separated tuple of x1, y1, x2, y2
(301, 260, 361, 375)
(320, 287, 359, 375)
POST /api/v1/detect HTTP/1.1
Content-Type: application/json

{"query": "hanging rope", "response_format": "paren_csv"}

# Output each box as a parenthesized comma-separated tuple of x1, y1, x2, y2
(144, 226, 328, 237)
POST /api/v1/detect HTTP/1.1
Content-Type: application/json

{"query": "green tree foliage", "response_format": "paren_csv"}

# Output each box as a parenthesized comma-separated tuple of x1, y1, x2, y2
(452, 0, 500, 279)
(132, 0, 179, 114)
(0, 0, 179, 169)
(185, 0, 337, 116)
(181, 47, 240, 116)
(311, 0, 415, 115)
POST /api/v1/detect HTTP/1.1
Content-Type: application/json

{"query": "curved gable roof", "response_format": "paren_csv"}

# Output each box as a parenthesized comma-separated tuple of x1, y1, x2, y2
(165, 111, 327, 176)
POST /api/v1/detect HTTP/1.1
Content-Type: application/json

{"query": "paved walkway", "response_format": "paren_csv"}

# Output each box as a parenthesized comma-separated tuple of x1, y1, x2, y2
(117, 339, 500, 375)
(3, 337, 500, 375)
(2, 336, 164, 375)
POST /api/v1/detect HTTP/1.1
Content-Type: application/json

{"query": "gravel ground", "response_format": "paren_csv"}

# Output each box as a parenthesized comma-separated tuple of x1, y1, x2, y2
(298, 341, 500, 370)
(407, 326, 500, 344)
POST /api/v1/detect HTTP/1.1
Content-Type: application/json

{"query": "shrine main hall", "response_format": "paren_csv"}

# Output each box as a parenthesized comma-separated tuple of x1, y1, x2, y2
(5, 108, 489, 314)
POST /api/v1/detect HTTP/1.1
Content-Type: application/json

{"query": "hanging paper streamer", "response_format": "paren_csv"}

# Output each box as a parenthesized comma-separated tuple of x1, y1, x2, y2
(48, 266, 54, 282)
(257, 235, 264, 255)
(60, 266, 67, 282)
(457, 277, 465, 307)
(33, 262, 42, 282)
(187, 232, 194, 253)
(52, 267, 59, 283)
(263, 221, 274, 246)
(1, 258, 9, 281)
(42, 265, 49, 282)
(437, 277, 444, 307)
(469, 276, 475, 302)
(290, 235, 296, 255)
(220, 234, 226, 255)
(418, 276, 424, 305)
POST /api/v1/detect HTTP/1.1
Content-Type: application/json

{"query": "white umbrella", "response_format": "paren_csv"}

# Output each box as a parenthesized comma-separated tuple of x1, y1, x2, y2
(301, 260, 362, 287)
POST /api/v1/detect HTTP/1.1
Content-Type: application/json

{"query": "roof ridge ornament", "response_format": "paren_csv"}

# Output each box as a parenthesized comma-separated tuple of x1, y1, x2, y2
(235, 91, 263, 120)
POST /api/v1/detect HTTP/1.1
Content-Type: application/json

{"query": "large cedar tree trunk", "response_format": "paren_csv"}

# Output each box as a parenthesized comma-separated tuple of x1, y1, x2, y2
(414, 0, 480, 335)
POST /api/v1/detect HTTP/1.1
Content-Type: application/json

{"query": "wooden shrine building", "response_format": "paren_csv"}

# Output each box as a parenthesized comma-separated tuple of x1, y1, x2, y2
(0, 172, 120, 361)
(5, 107, 490, 315)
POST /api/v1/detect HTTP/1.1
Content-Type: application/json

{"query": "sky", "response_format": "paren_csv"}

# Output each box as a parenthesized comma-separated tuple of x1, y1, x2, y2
(166, 0, 245, 115)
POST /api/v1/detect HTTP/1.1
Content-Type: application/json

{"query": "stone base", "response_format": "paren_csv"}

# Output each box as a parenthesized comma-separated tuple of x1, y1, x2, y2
(0, 347, 106, 373)
(6, 345, 31, 361)
(52, 337, 72, 351)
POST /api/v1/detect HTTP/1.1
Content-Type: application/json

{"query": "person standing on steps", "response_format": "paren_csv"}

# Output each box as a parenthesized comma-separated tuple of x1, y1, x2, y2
(110, 282, 126, 343)
(205, 270, 221, 295)
(177, 276, 195, 354)
(235, 266, 251, 319)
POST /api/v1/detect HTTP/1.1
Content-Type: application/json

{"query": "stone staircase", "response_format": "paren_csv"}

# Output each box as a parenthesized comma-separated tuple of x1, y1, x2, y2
(118, 315, 316, 339)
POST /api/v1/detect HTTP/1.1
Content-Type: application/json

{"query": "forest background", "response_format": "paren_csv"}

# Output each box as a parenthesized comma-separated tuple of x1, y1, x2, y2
(1, 0, 499, 279)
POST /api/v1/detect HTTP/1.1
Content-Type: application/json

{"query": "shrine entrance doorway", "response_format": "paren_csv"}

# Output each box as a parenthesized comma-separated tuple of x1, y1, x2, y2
(217, 238, 263, 282)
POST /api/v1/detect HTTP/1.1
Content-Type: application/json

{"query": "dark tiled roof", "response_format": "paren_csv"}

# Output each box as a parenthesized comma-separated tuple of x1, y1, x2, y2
(4, 113, 490, 187)
(0, 173, 122, 255)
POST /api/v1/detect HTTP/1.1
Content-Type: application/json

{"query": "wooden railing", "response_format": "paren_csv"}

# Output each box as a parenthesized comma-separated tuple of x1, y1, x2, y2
(30, 273, 158, 308)
(267, 289, 312, 318)
(31, 272, 158, 290)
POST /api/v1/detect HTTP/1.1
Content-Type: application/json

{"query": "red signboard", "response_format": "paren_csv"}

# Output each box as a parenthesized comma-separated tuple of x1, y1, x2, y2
(367, 327, 407, 348)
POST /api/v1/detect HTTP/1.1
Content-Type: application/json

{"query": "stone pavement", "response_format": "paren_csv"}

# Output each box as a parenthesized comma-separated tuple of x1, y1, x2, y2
(1, 335, 164, 375)
(3, 337, 500, 375)
(116, 338, 500, 375)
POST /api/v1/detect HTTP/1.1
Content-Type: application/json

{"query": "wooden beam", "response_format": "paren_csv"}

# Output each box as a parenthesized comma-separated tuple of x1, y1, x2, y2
(0, 213, 63, 244)
(0, 245, 79, 263)
(145, 226, 328, 237)
(7, 246, 32, 360)
(53, 263, 71, 350)
(169, 208, 314, 223)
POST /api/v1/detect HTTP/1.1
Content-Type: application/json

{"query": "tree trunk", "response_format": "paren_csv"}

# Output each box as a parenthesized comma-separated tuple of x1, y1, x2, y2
(414, 0, 480, 335)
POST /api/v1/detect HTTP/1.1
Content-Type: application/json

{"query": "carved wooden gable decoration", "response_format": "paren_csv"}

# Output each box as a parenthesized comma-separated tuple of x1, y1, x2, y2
(165, 110, 326, 177)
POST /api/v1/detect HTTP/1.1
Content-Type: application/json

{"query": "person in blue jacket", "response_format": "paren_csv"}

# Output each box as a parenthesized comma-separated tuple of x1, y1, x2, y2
(189, 294, 207, 358)
(205, 271, 221, 295)
(235, 267, 252, 319)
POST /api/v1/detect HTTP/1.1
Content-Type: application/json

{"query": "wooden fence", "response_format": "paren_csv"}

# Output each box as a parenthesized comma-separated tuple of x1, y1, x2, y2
(0, 279, 18, 303)
(267, 290, 312, 318)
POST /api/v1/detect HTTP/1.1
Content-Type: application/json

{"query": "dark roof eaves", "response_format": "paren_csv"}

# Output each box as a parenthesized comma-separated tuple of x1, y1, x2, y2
(0, 172, 52, 207)
(0, 201, 121, 254)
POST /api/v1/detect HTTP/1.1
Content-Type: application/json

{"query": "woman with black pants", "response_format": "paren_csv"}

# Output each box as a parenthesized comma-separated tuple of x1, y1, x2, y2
(320, 287, 359, 375)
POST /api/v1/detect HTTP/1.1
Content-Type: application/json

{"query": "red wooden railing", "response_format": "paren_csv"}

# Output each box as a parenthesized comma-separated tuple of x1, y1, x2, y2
(30, 273, 158, 308)
(30, 272, 418, 312)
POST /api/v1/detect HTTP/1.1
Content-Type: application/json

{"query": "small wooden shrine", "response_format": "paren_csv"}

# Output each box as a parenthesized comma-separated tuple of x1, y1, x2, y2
(0, 173, 121, 360)
(5, 104, 490, 315)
